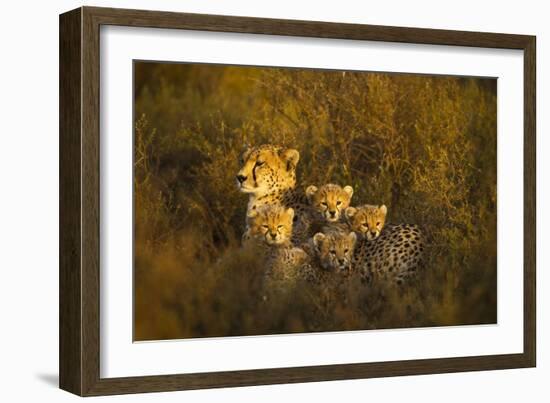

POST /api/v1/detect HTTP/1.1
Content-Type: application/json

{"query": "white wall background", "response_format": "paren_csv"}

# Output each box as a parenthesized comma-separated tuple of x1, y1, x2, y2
(0, 0, 546, 401)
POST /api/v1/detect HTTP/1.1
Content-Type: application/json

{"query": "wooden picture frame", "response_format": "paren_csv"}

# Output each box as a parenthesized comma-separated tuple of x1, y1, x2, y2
(59, 6, 536, 396)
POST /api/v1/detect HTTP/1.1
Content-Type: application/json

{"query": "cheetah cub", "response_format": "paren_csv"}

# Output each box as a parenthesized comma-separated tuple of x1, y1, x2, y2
(346, 205, 426, 284)
(345, 204, 387, 240)
(306, 184, 354, 235)
(311, 230, 357, 276)
(244, 204, 308, 283)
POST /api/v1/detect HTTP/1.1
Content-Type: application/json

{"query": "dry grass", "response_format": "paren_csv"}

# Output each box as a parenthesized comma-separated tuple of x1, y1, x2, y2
(134, 63, 497, 341)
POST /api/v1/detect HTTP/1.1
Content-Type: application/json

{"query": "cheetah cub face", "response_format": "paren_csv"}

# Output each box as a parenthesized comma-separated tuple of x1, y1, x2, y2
(246, 205, 294, 246)
(313, 231, 357, 273)
(306, 184, 354, 223)
(345, 204, 387, 240)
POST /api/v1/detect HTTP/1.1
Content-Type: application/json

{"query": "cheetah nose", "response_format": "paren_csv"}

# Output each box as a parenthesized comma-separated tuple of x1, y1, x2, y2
(329, 211, 336, 217)
(236, 174, 247, 184)
(370, 230, 377, 236)
(270, 233, 277, 239)
(338, 259, 345, 265)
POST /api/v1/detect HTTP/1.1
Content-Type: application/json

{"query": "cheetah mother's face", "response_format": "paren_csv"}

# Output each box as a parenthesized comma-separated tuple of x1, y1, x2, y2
(236, 145, 299, 195)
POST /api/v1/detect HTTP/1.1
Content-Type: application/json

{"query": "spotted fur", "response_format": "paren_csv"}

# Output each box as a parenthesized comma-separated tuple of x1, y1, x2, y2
(354, 224, 425, 285)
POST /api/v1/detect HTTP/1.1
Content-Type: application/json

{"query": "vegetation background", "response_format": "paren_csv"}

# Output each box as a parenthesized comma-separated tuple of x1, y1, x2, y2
(133, 62, 497, 341)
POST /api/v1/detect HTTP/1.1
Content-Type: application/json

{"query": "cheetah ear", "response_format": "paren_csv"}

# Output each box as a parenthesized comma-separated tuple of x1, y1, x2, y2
(285, 207, 295, 221)
(379, 204, 388, 216)
(240, 144, 252, 162)
(306, 185, 318, 202)
(348, 231, 357, 246)
(282, 148, 300, 171)
(345, 207, 357, 220)
(343, 185, 354, 198)
(313, 233, 325, 250)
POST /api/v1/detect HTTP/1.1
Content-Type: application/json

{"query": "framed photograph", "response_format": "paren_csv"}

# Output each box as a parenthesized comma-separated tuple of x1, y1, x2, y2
(59, 6, 536, 396)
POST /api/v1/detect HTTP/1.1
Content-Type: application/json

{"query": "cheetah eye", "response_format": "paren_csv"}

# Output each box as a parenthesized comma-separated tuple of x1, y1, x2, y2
(255, 160, 264, 167)
(321, 202, 328, 207)
(344, 249, 349, 254)
(336, 201, 342, 206)
(330, 250, 336, 255)
(262, 225, 269, 229)
(362, 222, 368, 227)
(376, 222, 381, 226)
(277, 225, 284, 229)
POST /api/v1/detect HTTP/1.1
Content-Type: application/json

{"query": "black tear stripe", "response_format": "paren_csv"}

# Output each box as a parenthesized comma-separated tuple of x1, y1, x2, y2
(252, 163, 258, 185)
